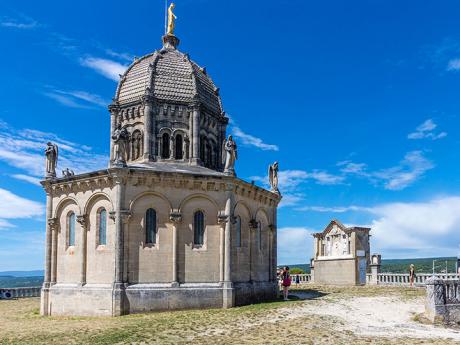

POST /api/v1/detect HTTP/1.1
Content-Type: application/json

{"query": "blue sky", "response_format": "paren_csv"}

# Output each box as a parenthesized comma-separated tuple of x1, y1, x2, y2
(1, 0, 460, 270)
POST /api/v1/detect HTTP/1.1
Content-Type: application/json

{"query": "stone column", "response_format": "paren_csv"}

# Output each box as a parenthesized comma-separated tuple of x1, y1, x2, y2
(272, 208, 278, 282)
(218, 212, 227, 284)
(222, 188, 234, 308)
(169, 210, 182, 286)
(40, 185, 53, 316)
(269, 224, 276, 282)
(109, 104, 119, 165)
(248, 219, 258, 282)
(112, 170, 128, 316)
(77, 215, 88, 286)
(143, 95, 154, 161)
(191, 103, 201, 165)
(50, 218, 58, 284)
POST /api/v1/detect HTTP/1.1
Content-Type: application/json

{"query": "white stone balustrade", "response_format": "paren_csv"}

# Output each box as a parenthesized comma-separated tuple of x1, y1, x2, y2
(0, 287, 41, 299)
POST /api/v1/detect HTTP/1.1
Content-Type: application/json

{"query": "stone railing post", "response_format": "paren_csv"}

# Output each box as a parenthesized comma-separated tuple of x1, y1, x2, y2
(425, 276, 446, 323)
(369, 254, 381, 285)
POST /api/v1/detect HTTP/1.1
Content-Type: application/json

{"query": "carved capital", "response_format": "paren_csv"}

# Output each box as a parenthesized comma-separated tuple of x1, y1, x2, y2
(269, 224, 277, 233)
(249, 219, 259, 230)
(108, 103, 120, 113)
(48, 218, 58, 230)
(141, 93, 155, 105)
(76, 215, 88, 229)
(169, 210, 182, 224)
(218, 211, 229, 225)
(108, 210, 131, 223)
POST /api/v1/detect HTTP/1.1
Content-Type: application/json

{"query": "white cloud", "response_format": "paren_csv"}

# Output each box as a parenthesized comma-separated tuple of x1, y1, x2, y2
(43, 89, 109, 108)
(297, 205, 366, 213)
(447, 58, 460, 71)
(105, 49, 134, 62)
(252, 169, 344, 193)
(279, 194, 305, 208)
(375, 151, 434, 190)
(11, 174, 42, 186)
(408, 119, 447, 140)
(80, 57, 128, 81)
(339, 151, 434, 191)
(0, 17, 38, 29)
(277, 227, 315, 264)
(0, 120, 108, 179)
(232, 126, 279, 151)
(296, 196, 460, 258)
(0, 188, 44, 229)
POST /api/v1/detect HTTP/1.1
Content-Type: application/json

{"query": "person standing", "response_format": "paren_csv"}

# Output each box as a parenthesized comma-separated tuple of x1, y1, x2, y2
(295, 274, 300, 288)
(282, 266, 291, 301)
(409, 264, 416, 288)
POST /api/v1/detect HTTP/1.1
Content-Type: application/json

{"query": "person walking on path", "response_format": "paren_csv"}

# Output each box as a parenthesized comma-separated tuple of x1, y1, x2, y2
(282, 266, 291, 301)
(409, 264, 416, 288)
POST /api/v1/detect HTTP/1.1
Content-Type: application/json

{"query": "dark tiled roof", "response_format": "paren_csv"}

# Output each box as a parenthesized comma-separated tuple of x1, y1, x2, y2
(116, 48, 222, 114)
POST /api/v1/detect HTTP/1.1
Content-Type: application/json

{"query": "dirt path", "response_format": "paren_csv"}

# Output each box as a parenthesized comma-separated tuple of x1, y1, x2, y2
(281, 291, 460, 341)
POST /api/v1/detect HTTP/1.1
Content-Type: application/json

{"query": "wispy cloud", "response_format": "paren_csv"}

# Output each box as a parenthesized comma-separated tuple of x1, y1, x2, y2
(0, 16, 39, 30)
(297, 205, 366, 213)
(43, 89, 109, 108)
(447, 58, 460, 71)
(252, 169, 342, 191)
(408, 119, 447, 140)
(296, 196, 460, 258)
(80, 57, 128, 81)
(105, 49, 134, 62)
(0, 188, 44, 230)
(278, 227, 315, 264)
(0, 120, 108, 180)
(11, 174, 42, 186)
(232, 126, 279, 151)
(338, 151, 434, 191)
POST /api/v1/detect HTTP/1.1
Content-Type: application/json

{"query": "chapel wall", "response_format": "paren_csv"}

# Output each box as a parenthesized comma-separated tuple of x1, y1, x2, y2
(314, 258, 357, 285)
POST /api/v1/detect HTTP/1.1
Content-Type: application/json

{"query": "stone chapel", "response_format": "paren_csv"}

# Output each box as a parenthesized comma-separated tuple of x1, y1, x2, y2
(40, 22, 281, 316)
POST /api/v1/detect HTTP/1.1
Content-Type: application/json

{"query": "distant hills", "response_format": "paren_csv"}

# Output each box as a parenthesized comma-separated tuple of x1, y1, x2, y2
(0, 270, 44, 278)
(282, 257, 459, 274)
(1, 257, 458, 288)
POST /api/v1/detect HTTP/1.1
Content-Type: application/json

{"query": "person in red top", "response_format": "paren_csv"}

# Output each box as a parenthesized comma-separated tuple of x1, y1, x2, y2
(281, 266, 291, 301)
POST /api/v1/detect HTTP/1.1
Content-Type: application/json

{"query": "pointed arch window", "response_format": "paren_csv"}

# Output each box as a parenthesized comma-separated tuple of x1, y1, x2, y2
(161, 133, 170, 159)
(98, 209, 107, 245)
(146, 208, 157, 244)
(194, 211, 205, 246)
(235, 216, 242, 248)
(175, 135, 183, 159)
(68, 212, 76, 247)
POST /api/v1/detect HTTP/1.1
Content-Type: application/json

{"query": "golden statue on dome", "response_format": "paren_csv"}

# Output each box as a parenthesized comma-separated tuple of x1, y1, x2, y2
(167, 3, 177, 36)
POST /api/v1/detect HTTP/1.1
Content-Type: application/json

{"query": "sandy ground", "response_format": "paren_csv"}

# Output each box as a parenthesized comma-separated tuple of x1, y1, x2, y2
(1, 286, 459, 345)
(284, 291, 460, 341)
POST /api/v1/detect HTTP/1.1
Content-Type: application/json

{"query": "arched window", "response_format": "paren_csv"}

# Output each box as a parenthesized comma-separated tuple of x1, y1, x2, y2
(98, 209, 107, 245)
(161, 133, 170, 159)
(175, 135, 183, 159)
(206, 142, 212, 167)
(68, 212, 76, 247)
(132, 130, 142, 161)
(194, 211, 205, 246)
(200, 137, 206, 162)
(257, 221, 262, 250)
(145, 208, 157, 244)
(235, 216, 241, 248)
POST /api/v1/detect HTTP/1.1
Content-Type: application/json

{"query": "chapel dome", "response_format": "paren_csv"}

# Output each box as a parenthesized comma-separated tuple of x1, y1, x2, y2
(114, 35, 223, 115)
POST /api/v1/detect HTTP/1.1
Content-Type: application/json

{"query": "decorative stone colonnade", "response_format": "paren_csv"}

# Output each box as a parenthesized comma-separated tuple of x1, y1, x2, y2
(40, 167, 280, 316)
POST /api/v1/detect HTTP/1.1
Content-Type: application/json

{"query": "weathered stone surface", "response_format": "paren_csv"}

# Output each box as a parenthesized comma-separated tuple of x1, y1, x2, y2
(425, 277, 460, 325)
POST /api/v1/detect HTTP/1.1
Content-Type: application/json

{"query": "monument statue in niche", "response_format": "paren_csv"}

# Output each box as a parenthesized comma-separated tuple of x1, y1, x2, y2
(167, 3, 177, 36)
(112, 124, 129, 166)
(222, 135, 237, 176)
(269, 161, 280, 194)
(45, 142, 58, 178)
